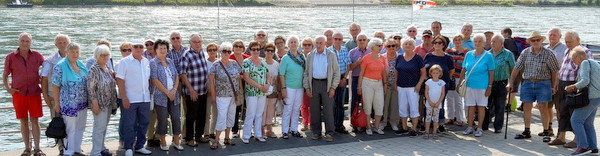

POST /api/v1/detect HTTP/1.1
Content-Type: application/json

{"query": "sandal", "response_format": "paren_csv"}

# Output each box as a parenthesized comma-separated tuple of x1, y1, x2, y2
(543, 136, 552, 142)
(224, 138, 236, 145)
(455, 121, 464, 127)
(21, 149, 31, 156)
(209, 139, 219, 150)
(514, 134, 531, 139)
(33, 149, 45, 156)
(422, 133, 429, 139)
(432, 133, 439, 139)
(186, 140, 198, 147)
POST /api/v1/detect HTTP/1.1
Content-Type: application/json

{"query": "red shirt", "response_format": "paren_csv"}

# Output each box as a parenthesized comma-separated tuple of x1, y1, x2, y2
(4, 49, 44, 96)
(415, 45, 434, 59)
(229, 54, 250, 75)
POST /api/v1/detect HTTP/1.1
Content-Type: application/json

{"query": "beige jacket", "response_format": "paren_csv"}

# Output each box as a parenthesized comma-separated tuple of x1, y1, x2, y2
(303, 48, 340, 92)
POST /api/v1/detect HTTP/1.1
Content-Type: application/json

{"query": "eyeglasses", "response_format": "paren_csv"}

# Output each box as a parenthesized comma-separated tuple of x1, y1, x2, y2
(133, 45, 144, 49)
(375, 45, 383, 47)
(145, 43, 154, 46)
(433, 41, 444, 45)
(386, 45, 397, 48)
(121, 49, 132, 52)
(302, 44, 312, 47)
(334, 38, 343, 41)
(357, 39, 367, 42)
(171, 37, 181, 40)
(207, 49, 218, 52)
(234, 45, 244, 48)
(191, 41, 202, 44)
(221, 50, 232, 53)
(257, 34, 266, 37)
(250, 48, 261, 51)
(265, 49, 275, 53)
(530, 39, 541, 42)
(408, 30, 416, 33)
(275, 42, 284, 45)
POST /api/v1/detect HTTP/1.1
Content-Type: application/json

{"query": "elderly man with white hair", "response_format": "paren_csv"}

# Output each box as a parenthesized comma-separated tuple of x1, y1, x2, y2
(460, 23, 475, 50)
(329, 32, 352, 134)
(482, 34, 515, 133)
(304, 35, 340, 142)
(542, 27, 567, 141)
(348, 33, 370, 131)
(345, 23, 361, 50)
(406, 25, 422, 46)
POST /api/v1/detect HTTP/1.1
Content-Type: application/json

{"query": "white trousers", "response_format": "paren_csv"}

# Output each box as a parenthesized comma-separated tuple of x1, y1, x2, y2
(445, 80, 465, 122)
(243, 96, 266, 139)
(91, 108, 110, 156)
(215, 97, 237, 131)
(281, 88, 303, 133)
(397, 87, 420, 118)
(63, 109, 87, 155)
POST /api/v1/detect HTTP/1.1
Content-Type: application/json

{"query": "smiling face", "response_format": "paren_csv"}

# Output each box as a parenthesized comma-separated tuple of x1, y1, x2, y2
(357, 35, 368, 49)
(288, 38, 298, 52)
(302, 40, 313, 54)
(55, 36, 69, 52)
(67, 48, 80, 61)
(433, 38, 445, 51)
(156, 44, 168, 58)
(170, 33, 182, 47)
(461, 26, 473, 39)
(402, 40, 415, 52)
(407, 27, 417, 38)
(18, 35, 32, 51)
(255, 30, 268, 43)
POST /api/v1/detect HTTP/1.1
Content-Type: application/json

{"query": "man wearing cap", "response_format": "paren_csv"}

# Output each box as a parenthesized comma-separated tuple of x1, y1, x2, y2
(116, 40, 152, 156)
(329, 32, 351, 134)
(390, 33, 405, 54)
(143, 39, 156, 60)
(507, 31, 560, 141)
(415, 30, 434, 59)
(143, 38, 161, 147)
(345, 23, 361, 50)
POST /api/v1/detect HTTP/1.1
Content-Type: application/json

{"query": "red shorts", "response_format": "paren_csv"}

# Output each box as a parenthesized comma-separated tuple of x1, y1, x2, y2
(12, 92, 43, 119)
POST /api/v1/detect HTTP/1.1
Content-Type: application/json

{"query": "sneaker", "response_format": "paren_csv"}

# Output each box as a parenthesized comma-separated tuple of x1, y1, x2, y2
(391, 125, 399, 131)
(256, 137, 266, 143)
(100, 149, 112, 156)
(438, 125, 446, 133)
(366, 129, 373, 135)
(571, 148, 591, 156)
(241, 138, 250, 144)
(171, 142, 184, 151)
(291, 131, 304, 138)
(394, 128, 409, 135)
(323, 134, 334, 142)
(376, 129, 385, 135)
(135, 148, 152, 155)
(379, 125, 386, 130)
(474, 129, 483, 137)
(282, 133, 289, 139)
(462, 127, 474, 135)
(335, 128, 349, 134)
(232, 132, 239, 138)
(125, 149, 133, 156)
(160, 145, 169, 151)
(408, 130, 418, 137)
(590, 149, 598, 155)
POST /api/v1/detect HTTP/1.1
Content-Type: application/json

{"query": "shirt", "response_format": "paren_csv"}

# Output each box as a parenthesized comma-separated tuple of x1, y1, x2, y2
(143, 50, 156, 60)
(462, 51, 495, 89)
(242, 58, 269, 97)
(360, 54, 387, 80)
(329, 45, 351, 74)
(229, 54, 250, 75)
(41, 52, 65, 97)
(345, 40, 357, 51)
(349, 47, 371, 77)
(279, 54, 305, 89)
(425, 79, 446, 107)
(210, 61, 242, 97)
(462, 38, 475, 50)
(575, 60, 600, 99)
(489, 48, 516, 81)
(414, 44, 434, 59)
(168, 46, 189, 74)
(150, 58, 180, 107)
(395, 54, 424, 87)
(385, 55, 397, 86)
(514, 47, 560, 80)
(85, 58, 115, 71)
(87, 64, 117, 111)
(312, 50, 329, 79)
(115, 55, 151, 103)
(51, 59, 89, 117)
(424, 53, 455, 87)
(558, 46, 593, 81)
(4, 49, 44, 96)
(180, 48, 210, 95)
(545, 42, 567, 65)
(446, 48, 468, 78)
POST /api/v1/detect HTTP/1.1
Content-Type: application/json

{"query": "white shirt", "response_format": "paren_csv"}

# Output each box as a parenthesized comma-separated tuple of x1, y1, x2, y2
(545, 42, 567, 65)
(41, 52, 65, 97)
(116, 55, 151, 103)
(312, 49, 328, 79)
(425, 79, 446, 108)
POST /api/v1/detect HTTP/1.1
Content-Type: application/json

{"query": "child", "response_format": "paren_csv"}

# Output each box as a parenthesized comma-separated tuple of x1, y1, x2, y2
(424, 65, 446, 139)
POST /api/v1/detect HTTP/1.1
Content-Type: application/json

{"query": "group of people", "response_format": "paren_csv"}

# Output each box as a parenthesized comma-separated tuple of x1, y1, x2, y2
(3, 21, 598, 156)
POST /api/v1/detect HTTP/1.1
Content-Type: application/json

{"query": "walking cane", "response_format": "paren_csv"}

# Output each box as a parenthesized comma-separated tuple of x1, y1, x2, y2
(504, 94, 512, 139)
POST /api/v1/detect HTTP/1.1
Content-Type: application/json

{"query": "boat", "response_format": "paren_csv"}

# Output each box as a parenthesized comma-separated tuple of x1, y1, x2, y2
(6, 0, 33, 8)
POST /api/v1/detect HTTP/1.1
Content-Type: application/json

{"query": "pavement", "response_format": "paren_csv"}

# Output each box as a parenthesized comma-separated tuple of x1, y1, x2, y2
(1, 107, 598, 156)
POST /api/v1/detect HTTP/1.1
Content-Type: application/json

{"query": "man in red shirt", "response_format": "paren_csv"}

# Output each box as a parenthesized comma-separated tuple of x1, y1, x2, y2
(3, 32, 46, 156)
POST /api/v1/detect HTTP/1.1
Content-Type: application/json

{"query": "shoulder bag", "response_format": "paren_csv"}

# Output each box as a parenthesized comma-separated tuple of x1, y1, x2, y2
(458, 53, 486, 97)
(566, 60, 594, 109)
(220, 61, 244, 106)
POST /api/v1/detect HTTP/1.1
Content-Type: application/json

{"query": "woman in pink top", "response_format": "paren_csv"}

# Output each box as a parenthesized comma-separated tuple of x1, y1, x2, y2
(358, 38, 388, 135)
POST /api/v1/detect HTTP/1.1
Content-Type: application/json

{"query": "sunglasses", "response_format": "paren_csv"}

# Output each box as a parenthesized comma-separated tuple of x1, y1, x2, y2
(171, 37, 181, 40)
(357, 39, 367, 42)
(433, 41, 444, 45)
(530, 39, 541, 42)
(275, 42, 284, 45)
(408, 30, 416, 33)
(221, 50, 232, 53)
(145, 43, 154, 46)
(133, 45, 144, 49)
(257, 34, 266, 37)
(303, 44, 312, 47)
(265, 49, 275, 53)
(207, 49, 218, 52)
(121, 49, 132, 52)
(393, 37, 402, 40)
(250, 48, 261, 51)
(386, 45, 397, 48)
(423, 36, 432, 38)
(234, 45, 244, 48)
(334, 38, 343, 41)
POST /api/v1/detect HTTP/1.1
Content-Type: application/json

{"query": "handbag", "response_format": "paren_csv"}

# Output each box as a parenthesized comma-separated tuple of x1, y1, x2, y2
(351, 95, 367, 128)
(220, 61, 244, 106)
(566, 60, 593, 109)
(46, 116, 67, 139)
(458, 53, 486, 97)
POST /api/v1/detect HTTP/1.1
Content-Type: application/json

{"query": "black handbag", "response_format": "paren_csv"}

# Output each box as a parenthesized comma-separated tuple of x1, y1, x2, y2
(565, 60, 593, 109)
(45, 116, 67, 139)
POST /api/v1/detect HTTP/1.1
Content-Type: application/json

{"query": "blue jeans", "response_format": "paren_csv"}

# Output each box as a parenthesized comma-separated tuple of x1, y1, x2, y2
(570, 98, 599, 149)
(334, 75, 347, 129)
(122, 102, 150, 150)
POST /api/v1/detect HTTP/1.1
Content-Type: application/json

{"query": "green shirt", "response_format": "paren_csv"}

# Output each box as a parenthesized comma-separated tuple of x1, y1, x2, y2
(489, 48, 515, 81)
(242, 58, 269, 97)
(279, 55, 304, 89)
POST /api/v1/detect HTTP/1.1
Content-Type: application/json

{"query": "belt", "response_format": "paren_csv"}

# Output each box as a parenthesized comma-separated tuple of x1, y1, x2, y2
(527, 79, 547, 82)
(313, 78, 327, 81)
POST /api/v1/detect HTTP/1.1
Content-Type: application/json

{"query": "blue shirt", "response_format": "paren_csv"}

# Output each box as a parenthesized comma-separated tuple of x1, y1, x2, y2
(462, 38, 475, 50)
(395, 54, 424, 87)
(312, 50, 328, 79)
(462, 51, 495, 89)
(329, 45, 351, 74)
(51, 59, 89, 117)
(345, 40, 357, 51)
(279, 54, 305, 89)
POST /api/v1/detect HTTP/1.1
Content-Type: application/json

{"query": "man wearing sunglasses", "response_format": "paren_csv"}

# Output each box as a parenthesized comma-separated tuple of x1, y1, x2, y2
(329, 32, 351, 134)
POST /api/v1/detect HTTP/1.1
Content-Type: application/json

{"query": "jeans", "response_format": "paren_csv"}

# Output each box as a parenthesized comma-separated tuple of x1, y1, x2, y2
(91, 108, 110, 156)
(334, 76, 347, 129)
(570, 98, 599, 149)
(122, 102, 151, 150)
(483, 80, 508, 130)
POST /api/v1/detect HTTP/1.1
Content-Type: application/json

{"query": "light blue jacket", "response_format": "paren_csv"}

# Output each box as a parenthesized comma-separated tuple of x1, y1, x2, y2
(575, 59, 600, 99)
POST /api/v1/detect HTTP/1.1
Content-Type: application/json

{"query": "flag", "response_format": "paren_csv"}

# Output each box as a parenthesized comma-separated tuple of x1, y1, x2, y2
(413, 0, 437, 11)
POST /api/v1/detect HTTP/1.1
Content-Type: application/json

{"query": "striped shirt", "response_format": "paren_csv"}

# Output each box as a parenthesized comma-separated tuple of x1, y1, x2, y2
(446, 48, 468, 78)
(489, 48, 515, 81)
(180, 47, 209, 95)
(514, 47, 560, 80)
(558, 46, 593, 81)
(329, 45, 351, 74)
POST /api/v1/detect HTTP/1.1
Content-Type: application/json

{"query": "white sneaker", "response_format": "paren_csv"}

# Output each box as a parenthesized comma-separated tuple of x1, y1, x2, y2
(242, 138, 250, 144)
(256, 137, 266, 143)
(135, 148, 152, 155)
(160, 145, 169, 151)
(462, 127, 474, 135)
(474, 129, 483, 137)
(125, 149, 133, 156)
(376, 129, 385, 135)
(366, 129, 373, 135)
(391, 125, 399, 131)
(379, 125, 386, 130)
(171, 142, 184, 151)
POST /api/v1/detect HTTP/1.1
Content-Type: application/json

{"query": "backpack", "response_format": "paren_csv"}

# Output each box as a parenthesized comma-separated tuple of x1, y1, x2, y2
(513, 37, 530, 56)
(45, 117, 67, 139)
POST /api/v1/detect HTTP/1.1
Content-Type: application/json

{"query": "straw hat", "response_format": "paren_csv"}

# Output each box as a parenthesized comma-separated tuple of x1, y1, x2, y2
(527, 31, 546, 42)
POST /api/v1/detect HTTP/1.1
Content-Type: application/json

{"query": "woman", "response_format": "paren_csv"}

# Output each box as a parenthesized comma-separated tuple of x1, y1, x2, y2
(88, 45, 117, 156)
(149, 39, 183, 151)
(424, 35, 455, 131)
(204, 43, 219, 141)
(300, 37, 314, 131)
(262, 43, 280, 138)
(279, 36, 306, 138)
(566, 46, 600, 155)
(229, 40, 249, 138)
(274, 35, 287, 61)
(381, 38, 400, 131)
(459, 33, 495, 137)
(358, 38, 387, 135)
(51, 42, 89, 156)
(445, 34, 468, 126)
(394, 38, 426, 137)
(209, 42, 242, 149)
(241, 41, 271, 144)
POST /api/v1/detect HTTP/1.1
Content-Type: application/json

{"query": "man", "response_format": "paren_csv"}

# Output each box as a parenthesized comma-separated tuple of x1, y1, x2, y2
(3, 32, 46, 156)
(142, 39, 156, 59)
(547, 30, 592, 148)
(115, 40, 152, 156)
(41, 34, 69, 155)
(482, 34, 515, 133)
(345, 23, 361, 50)
(329, 32, 351, 134)
(406, 25, 422, 46)
(415, 30, 434, 58)
(324, 29, 334, 47)
(461, 23, 475, 50)
(542, 27, 567, 139)
(144, 38, 161, 147)
(431, 21, 450, 44)
(389, 33, 405, 54)
(180, 34, 210, 146)
(507, 31, 560, 141)
(168, 31, 189, 139)
(348, 33, 370, 131)
(484, 31, 494, 50)
(304, 36, 340, 142)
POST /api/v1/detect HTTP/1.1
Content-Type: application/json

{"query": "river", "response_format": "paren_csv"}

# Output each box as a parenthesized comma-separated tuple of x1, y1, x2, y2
(0, 6, 598, 151)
